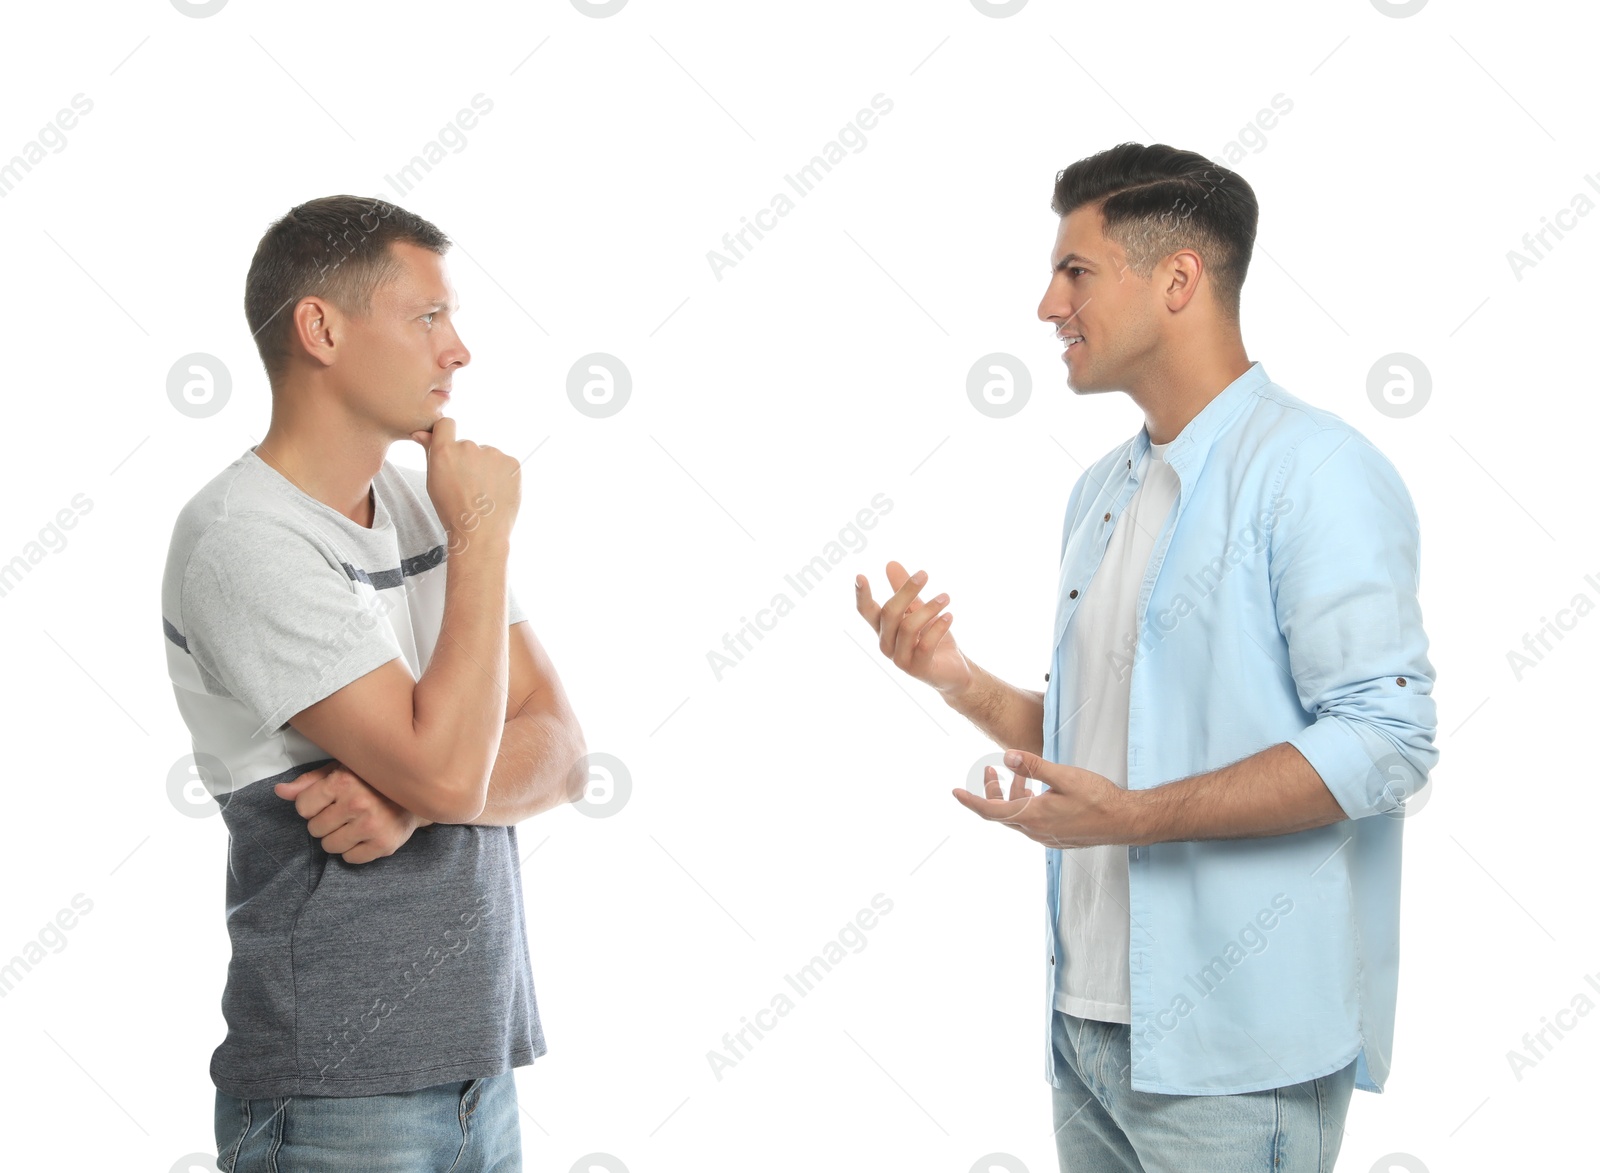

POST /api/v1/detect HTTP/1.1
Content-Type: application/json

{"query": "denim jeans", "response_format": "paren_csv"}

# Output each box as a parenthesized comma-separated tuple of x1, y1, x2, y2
(1050, 1010, 1356, 1172)
(215, 1072, 521, 1172)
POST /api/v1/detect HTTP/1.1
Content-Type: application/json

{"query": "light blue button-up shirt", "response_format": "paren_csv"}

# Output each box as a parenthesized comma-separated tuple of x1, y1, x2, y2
(1042, 360, 1438, 1096)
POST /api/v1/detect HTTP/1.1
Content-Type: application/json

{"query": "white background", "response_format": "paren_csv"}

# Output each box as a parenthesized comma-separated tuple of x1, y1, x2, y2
(0, 1, 1593, 1170)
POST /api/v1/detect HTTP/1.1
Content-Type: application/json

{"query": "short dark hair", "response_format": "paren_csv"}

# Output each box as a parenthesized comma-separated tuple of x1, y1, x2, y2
(243, 194, 451, 386)
(1050, 143, 1258, 322)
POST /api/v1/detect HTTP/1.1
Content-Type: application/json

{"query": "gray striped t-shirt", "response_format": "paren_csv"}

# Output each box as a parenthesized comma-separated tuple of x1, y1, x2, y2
(161, 445, 545, 1098)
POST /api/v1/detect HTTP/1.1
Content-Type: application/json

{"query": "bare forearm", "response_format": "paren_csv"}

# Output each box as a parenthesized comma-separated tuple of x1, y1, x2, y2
(1127, 741, 1349, 846)
(465, 708, 588, 826)
(412, 538, 511, 813)
(944, 661, 1044, 756)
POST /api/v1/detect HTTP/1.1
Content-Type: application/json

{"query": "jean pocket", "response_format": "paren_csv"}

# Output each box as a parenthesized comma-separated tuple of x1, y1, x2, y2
(213, 1093, 249, 1172)
(458, 1077, 484, 1133)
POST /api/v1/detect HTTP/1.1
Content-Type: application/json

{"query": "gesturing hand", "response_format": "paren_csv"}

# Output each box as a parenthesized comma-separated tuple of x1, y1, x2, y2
(854, 560, 973, 697)
(275, 762, 431, 865)
(952, 749, 1140, 849)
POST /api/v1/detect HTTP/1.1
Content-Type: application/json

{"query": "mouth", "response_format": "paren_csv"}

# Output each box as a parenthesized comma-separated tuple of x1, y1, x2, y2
(430, 387, 451, 397)
(1057, 333, 1084, 360)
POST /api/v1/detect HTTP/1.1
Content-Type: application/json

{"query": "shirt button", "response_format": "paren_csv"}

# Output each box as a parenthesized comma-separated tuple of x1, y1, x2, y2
(1103, 511, 1112, 522)
(1044, 672, 1050, 682)
(1069, 589, 1078, 599)
(1127, 459, 1132, 468)
(1396, 676, 1407, 686)
(1050, 954, 1056, 965)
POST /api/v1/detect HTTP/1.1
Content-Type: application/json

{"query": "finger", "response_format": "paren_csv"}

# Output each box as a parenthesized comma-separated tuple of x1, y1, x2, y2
(856, 558, 927, 630)
(952, 787, 989, 818)
(908, 610, 956, 671)
(884, 560, 926, 613)
(318, 822, 364, 855)
(1003, 749, 1056, 792)
(306, 803, 357, 840)
(951, 787, 1031, 824)
(889, 563, 928, 617)
(274, 762, 334, 801)
(293, 780, 338, 823)
(892, 591, 950, 665)
(853, 574, 882, 629)
(876, 567, 929, 655)
(983, 765, 1004, 800)
(342, 841, 383, 865)
(1001, 755, 1036, 802)
(1010, 768, 1032, 802)
(274, 777, 313, 800)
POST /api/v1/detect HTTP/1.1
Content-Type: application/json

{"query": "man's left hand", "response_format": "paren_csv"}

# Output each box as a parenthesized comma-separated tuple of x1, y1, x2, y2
(951, 749, 1142, 848)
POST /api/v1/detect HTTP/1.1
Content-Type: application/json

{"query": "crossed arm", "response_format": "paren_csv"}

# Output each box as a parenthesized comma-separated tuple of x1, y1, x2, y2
(277, 620, 588, 863)
(466, 680, 588, 826)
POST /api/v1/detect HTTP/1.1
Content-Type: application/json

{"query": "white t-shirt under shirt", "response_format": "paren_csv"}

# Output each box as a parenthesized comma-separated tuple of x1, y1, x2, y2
(1053, 438, 1180, 1022)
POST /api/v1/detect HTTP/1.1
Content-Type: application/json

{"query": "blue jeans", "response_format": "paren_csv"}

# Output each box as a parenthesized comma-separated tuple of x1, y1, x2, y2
(1050, 1010, 1355, 1172)
(215, 1072, 521, 1172)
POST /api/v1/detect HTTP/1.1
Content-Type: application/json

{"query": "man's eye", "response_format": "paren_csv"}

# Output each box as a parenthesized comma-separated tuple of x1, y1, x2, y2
(1069, 267, 1086, 278)
(421, 312, 436, 324)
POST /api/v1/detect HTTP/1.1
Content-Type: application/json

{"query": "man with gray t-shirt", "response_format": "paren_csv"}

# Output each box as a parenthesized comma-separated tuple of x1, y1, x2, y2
(162, 194, 587, 1172)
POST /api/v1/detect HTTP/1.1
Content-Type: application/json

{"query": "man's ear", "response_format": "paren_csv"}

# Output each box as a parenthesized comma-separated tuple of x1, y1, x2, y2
(290, 294, 342, 369)
(1162, 249, 1204, 312)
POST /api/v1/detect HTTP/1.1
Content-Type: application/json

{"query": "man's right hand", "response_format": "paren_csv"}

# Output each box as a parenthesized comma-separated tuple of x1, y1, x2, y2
(854, 560, 973, 697)
(275, 761, 430, 865)
(411, 416, 522, 548)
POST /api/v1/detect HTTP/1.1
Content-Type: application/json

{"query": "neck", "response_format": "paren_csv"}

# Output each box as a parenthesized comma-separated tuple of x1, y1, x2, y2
(1124, 335, 1252, 445)
(255, 408, 388, 528)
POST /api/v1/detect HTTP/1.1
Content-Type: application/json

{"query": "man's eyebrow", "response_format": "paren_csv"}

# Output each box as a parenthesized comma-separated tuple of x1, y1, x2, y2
(412, 298, 460, 312)
(1052, 252, 1095, 272)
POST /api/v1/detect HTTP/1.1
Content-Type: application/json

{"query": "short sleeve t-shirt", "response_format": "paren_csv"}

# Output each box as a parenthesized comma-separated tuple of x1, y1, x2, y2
(161, 445, 546, 1098)
(1053, 439, 1179, 1022)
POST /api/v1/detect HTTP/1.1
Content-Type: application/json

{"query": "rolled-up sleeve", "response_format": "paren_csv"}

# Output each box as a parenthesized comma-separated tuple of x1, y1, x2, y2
(1269, 427, 1439, 821)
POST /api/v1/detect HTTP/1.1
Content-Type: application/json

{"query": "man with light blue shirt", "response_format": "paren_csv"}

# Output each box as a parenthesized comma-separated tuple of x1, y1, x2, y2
(855, 142, 1437, 1170)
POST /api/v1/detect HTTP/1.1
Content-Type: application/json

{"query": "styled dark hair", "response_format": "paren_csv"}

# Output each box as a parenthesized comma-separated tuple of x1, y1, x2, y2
(1050, 143, 1258, 322)
(244, 194, 450, 386)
